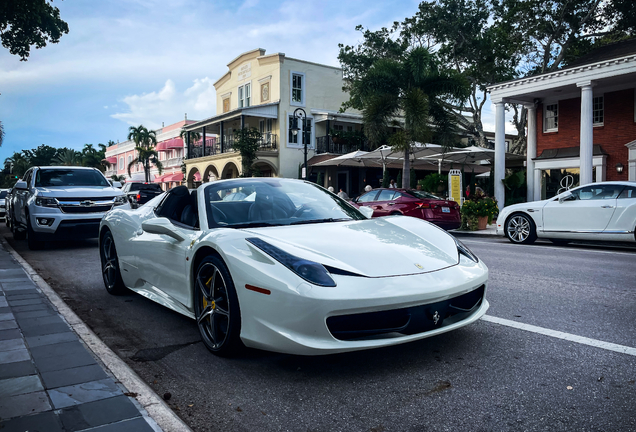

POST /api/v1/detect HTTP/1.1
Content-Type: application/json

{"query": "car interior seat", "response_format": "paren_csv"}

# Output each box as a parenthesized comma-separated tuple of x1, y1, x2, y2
(248, 190, 287, 221)
(180, 190, 199, 228)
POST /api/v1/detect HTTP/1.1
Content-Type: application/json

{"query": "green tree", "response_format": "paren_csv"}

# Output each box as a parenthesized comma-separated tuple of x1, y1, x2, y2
(0, 0, 69, 61)
(233, 127, 262, 177)
(52, 148, 81, 166)
(80, 143, 109, 171)
(381, 169, 390, 188)
(111, 174, 126, 183)
(127, 125, 162, 182)
(23, 144, 57, 166)
(340, 45, 467, 188)
(4, 152, 30, 178)
(179, 128, 201, 145)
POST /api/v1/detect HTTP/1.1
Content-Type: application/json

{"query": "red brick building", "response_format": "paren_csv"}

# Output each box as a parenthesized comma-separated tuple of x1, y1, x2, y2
(488, 39, 636, 207)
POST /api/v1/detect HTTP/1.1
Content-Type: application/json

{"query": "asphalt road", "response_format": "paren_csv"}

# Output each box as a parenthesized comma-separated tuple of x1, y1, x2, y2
(3, 224, 635, 432)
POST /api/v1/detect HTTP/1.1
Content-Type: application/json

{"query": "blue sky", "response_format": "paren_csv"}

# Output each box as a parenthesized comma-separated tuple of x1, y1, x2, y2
(0, 0, 507, 162)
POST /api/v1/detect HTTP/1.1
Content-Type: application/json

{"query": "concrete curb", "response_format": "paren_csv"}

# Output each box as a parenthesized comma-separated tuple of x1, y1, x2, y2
(0, 237, 192, 432)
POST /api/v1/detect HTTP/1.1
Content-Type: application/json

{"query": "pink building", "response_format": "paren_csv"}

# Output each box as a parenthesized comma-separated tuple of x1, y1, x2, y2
(104, 120, 197, 190)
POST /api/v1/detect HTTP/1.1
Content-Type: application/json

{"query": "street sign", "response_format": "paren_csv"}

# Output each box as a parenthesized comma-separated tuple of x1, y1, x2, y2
(448, 169, 462, 204)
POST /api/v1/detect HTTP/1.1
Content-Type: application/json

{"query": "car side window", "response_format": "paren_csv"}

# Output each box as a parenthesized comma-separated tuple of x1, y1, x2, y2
(576, 186, 608, 200)
(392, 192, 404, 200)
(618, 186, 636, 199)
(357, 191, 379, 203)
(23, 170, 33, 188)
(376, 190, 395, 201)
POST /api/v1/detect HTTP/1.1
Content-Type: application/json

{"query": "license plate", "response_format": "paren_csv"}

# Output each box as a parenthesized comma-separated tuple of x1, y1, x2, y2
(442, 207, 450, 213)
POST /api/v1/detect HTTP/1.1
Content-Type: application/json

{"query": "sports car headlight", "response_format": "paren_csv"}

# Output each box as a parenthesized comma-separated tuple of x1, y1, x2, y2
(246, 238, 336, 287)
(113, 195, 128, 206)
(35, 197, 58, 207)
(454, 237, 479, 263)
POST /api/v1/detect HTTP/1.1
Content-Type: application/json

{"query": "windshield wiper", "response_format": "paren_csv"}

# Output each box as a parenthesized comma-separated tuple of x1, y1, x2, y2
(230, 222, 285, 229)
(289, 218, 351, 226)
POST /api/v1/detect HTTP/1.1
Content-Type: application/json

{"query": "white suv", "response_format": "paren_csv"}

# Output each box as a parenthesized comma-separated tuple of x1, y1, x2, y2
(11, 166, 129, 249)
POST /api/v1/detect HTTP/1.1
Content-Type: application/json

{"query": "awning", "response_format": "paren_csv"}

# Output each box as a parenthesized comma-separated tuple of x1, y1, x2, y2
(154, 173, 184, 183)
(156, 138, 184, 151)
(103, 157, 117, 164)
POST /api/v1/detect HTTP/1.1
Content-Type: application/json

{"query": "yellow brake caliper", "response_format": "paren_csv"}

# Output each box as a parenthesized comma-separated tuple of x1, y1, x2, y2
(202, 276, 215, 312)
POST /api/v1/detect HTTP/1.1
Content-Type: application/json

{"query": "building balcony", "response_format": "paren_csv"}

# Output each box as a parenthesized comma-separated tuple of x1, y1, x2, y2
(187, 133, 277, 160)
(315, 135, 370, 155)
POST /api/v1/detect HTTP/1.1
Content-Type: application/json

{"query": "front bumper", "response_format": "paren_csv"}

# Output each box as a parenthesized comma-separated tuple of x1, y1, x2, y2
(28, 203, 130, 240)
(231, 253, 489, 355)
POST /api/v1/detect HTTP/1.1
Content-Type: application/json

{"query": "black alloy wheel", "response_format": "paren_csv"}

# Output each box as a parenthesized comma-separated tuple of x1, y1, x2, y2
(26, 216, 43, 250)
(505, 213, 537, 244)
(100, 230, 127, 295)
(194, 256, 242, 356)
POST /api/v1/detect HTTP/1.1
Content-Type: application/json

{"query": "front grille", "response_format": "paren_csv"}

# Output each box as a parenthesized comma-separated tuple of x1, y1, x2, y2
(327, 285, 485, 341)
(59, 205, 113, 214)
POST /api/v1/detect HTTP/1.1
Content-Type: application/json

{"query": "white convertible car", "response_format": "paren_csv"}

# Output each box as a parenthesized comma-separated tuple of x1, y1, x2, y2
(497, 181, 636, 245)
(100, 178, 488, 356)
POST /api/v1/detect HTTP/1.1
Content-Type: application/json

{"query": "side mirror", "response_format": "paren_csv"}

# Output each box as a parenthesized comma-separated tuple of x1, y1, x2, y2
(141, 218, 186, 242)
(14, 180, 27, 190)
(558, 192, 573, 203)
(358, 206, 374, 219)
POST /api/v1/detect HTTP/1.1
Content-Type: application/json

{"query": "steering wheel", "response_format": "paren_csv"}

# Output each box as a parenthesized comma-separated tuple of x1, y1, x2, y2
(292, 204, 317, 218)
(210, 205, 228, 225)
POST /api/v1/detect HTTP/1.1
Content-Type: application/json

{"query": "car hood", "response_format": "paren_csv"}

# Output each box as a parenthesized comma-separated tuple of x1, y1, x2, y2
(35, 187, 123, 198)
(243, 216, 459, 277)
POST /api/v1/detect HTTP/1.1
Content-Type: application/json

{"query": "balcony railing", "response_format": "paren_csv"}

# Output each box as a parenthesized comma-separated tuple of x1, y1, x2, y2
(315, 135, 370, 155)
(164, 157, 183, 168)
(187, 133, 277, 159)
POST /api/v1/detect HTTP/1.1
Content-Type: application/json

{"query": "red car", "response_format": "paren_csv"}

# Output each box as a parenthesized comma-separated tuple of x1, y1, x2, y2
(352, 188, 461, 230)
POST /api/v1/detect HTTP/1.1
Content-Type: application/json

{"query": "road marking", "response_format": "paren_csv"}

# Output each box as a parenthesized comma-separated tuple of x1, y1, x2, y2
(461, 239, 636, 256)
(482, 315, 636, 357)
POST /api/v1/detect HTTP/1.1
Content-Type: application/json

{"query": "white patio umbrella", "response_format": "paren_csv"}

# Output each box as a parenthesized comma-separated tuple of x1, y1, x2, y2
(312, 150, 374, 167)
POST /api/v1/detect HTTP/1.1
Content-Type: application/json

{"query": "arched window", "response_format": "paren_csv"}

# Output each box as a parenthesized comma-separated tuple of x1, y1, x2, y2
(119, 157, 124, 170)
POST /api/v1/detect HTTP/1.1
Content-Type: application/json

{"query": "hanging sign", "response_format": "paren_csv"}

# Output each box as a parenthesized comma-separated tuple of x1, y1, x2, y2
(448, 169, 462, 204)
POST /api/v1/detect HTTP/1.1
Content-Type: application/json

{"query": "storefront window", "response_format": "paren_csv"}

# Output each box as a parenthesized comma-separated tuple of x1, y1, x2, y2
(541, 168, 597, 199)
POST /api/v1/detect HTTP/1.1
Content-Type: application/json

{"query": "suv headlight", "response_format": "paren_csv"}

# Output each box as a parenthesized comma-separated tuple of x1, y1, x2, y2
(246, 238, 336, 287)
(454, 237, 479, 263)
(35, 197, 58, 207)
(113, 195, 128, 206)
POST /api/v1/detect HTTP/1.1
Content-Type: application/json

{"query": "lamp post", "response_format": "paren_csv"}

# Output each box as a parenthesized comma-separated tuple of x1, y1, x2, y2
(290, 107, 309, 179)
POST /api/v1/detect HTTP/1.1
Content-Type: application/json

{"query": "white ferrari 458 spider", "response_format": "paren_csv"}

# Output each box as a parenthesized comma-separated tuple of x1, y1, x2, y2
(99, 178, 488, 356)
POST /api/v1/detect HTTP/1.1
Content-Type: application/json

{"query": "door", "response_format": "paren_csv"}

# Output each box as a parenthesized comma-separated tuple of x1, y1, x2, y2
(337, 172, 349, 196)
(14, 169, 33, 226)
(543, 184, 619, 233)
(605, 185, 636, 232)
(372, 189, 398, 216)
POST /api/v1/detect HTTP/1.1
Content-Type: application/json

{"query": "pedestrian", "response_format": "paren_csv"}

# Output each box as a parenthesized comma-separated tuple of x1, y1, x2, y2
(389, 179, 396, 188)
(364, 184, 372, 192)
(328, 186, 334, 193)
(337, 188, 349, 200)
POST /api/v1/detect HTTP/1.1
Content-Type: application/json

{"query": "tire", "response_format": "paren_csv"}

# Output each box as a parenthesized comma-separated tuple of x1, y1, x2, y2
(194, 255, 243, 356)
(550, 239, 570, 246)
(26, 217, 43, 250)
(100, 230, 127, 295)
(505, 213, 537, 244)
(390, 211, 402, 216)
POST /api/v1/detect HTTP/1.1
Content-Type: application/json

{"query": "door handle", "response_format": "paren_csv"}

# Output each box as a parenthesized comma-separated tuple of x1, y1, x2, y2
(601, 205, 614, 209)
(388, 202, 395, 206)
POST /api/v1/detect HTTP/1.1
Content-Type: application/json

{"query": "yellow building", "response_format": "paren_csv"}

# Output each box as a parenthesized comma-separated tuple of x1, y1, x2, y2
(182, 48, 363, 188)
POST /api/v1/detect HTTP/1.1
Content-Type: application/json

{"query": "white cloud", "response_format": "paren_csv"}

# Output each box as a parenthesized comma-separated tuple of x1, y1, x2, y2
(111, 78, 217, 128)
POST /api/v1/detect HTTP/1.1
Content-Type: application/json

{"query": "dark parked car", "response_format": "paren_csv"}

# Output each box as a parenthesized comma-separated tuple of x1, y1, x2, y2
(121, 182, 164, 208)
(352, 188, 461, 230)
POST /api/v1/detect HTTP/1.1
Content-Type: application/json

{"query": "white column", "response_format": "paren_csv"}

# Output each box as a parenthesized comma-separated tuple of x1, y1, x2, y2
(533, 168, 541, 201)
(525, 104, 537, 202)
(578, 81, 595, 185)
(494, 100, 506, 211)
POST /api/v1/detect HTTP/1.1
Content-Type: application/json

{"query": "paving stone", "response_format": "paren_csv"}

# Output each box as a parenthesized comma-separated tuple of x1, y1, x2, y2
(26, 331, 78, 348)
(0, 306, 9, 313)
(49, 378, 123, 409)
(21, 322, 70, 338)
(16, 314, 65, 330)
(0, 328, 21, 341)
(77, 416, 156, 432)
(1, 283, 38, 292)
(0, 268, 28, 277)
(0, 312, 13, 321)
(0, 391, 51, 419)
(0, 298, 7, 307)
(0, 360, 37, 380)
(0, 319, 18, 330)
(41, 363, 108, 389)
(30, 340, 86, 361)
(33, 349, 96, 373)
(59, 395, 141, 430)
(5, 293, 42, 301)
(0, 348, 30, 364)
(5, 289, 41, 298)
(0, 375, 44, 398)
(0, 338, 26, 352)
(0, 410, 64, 432)
(7, 298, 46, 307)
(13, 308, 55, 318)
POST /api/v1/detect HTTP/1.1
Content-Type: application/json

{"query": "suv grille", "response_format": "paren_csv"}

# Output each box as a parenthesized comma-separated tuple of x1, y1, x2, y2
(55, 197, 115, 214)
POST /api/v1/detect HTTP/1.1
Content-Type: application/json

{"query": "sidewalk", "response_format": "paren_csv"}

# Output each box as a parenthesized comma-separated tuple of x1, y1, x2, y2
(450, 224, 499, 236)
(0, 243, 160, 431)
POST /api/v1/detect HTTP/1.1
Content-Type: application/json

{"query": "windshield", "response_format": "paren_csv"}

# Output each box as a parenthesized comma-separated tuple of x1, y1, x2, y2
(35, 169, 110, 187)
(204, 178, 366, 228)
(407, 190, 444, 200)
(130, 183, 162, 192)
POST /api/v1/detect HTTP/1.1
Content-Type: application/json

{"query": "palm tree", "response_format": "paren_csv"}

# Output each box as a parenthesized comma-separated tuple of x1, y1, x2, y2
(0, 121, 4, 147)
(4, 152, 30, 178)
(127, 125, 162, 182)
(52, 148, 81, 166)
(350, 47, 467, 188)
(180, 128, 201, 144)
(111, 174, 126, 182)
